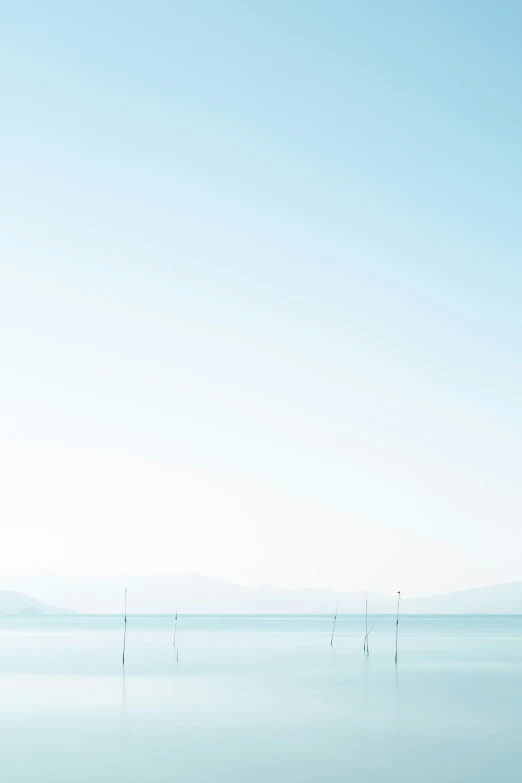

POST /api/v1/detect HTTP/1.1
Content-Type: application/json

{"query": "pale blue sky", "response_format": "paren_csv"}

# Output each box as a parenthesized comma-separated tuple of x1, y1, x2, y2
(1, 2, 522, 595)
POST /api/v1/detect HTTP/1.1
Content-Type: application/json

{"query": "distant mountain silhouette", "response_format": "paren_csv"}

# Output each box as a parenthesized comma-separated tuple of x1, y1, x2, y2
(1, 574, 522, 614)
(0, 589, 71, 615)
(403, 581, 522, 614)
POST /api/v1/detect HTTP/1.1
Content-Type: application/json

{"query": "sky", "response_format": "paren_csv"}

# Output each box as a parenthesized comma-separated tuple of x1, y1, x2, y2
(1, 1, 522, 597)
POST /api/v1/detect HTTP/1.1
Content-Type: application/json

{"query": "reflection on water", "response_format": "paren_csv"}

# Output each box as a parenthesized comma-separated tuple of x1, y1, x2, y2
(0, 614, 521, 782)
(121, 669, 127, 734)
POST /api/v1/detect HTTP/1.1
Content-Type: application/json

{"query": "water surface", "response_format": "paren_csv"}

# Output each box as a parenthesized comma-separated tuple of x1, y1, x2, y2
(1, 614, 520, 782)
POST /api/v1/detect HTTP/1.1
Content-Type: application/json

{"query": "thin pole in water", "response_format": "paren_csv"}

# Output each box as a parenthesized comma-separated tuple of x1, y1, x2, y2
(173, 613, 178, 647)
(395, 590, 401, 664)
(122, 588, 127, 666)
(364, 592, 368, 652)
(364, 619, 378, 653)
(330, 603, 338, 647)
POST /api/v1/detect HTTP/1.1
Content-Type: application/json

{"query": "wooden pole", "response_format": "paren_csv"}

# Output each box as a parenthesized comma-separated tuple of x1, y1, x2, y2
(395, 591, 401, 664)
(122, 588, 127, 666)
(330, 603, 338, 647)
(364, 593, 368, 652)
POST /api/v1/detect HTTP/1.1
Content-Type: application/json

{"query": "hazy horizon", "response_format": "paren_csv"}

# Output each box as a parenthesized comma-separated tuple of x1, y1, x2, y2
(4, 571, 522, 616)
(2, 569, 522, 598)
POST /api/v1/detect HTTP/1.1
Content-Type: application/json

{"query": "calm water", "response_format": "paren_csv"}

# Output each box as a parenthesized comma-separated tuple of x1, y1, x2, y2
(1, 614, 521, 782)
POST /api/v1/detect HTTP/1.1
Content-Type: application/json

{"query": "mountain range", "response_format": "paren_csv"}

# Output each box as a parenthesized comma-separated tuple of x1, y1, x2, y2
(0, 589, 70, 615)
(1, 573, 522, 614)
